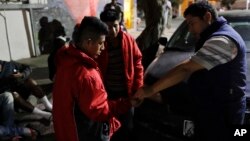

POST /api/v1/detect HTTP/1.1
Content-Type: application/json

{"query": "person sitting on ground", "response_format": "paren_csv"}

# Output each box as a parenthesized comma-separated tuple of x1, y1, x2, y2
(0, 92, 37, 141)
(0, 60, 52, 120)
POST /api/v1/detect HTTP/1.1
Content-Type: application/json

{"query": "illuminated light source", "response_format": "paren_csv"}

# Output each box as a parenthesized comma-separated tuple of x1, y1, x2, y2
(124, 0, 131, 28)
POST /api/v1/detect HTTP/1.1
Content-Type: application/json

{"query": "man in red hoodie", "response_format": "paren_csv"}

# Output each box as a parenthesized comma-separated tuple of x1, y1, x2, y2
(98, 9, 144, 141)
(52, 16, 138, 141)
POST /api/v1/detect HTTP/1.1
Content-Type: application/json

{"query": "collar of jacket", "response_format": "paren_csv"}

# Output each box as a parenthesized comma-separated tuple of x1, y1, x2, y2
(58, 43, 98, 69)
(195, 16, 227, 51)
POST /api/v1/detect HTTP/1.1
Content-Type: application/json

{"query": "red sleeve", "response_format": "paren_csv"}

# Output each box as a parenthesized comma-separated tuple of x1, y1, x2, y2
(132, 38, 144, 94)
(76, 75, 131, 122)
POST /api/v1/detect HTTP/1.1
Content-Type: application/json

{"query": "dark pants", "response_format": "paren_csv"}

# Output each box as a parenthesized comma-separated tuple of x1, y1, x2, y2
(74, 105, 111, 141)
(194, 97, 246, 141)
(111, 108, 134, 141)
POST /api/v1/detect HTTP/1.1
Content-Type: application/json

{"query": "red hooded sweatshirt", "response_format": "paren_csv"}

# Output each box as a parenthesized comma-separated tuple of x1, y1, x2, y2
(52, 44, 131, 141)
(96, 30, 144, 96)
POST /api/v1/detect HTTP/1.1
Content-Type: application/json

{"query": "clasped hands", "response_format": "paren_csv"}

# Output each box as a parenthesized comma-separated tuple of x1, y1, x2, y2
(11, 71, 24, 78)
(129, 86, 155, 107)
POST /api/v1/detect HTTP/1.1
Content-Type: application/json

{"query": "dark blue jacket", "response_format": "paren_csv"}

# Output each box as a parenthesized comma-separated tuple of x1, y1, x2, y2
(0, 60, 31, 93)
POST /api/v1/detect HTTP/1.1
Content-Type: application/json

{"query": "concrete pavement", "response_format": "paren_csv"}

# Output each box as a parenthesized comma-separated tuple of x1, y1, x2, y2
(129, 17, 184, 39)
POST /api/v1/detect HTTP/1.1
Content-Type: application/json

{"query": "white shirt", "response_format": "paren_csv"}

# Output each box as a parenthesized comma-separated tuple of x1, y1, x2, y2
(191, 36, 238, 70)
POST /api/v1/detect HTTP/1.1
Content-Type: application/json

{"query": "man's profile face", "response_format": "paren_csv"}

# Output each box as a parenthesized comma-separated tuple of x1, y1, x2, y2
(185, 14, 210, 39)
(80, 35, 106, 59)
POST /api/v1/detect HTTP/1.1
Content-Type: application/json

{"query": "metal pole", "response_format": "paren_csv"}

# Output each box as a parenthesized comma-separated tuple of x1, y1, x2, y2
(29, 7, 39, 56)
(0, 11, 12, 60)
(247, 0, 249, 10)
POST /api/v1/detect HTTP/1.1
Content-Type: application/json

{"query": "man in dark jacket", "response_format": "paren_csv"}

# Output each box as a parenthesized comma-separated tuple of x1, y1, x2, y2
(134, 2, 247, 141)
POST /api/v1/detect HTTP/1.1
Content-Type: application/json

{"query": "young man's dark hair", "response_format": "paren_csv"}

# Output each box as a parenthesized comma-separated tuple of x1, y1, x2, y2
(184, 2, 218, 20)
(103, 0, 126, 31)
(100, 9, 121, 23)
(74, 16, 109, 44)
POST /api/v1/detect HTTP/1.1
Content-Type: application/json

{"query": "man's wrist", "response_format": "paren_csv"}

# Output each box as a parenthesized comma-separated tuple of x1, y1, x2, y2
(21, 73, 25, 78)
(142, 86, 154, 97)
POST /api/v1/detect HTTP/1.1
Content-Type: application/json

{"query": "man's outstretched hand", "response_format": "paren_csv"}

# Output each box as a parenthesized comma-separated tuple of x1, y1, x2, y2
(130, 97, 143, 107)
(10, 72, 24, 79)
(133, 86, 154, 100)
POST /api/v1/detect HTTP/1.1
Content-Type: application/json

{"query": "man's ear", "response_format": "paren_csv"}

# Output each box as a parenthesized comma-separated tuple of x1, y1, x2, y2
(86, 38, 92, 46)
(203, 11, 212, 24)
(76, 39, 87, 50)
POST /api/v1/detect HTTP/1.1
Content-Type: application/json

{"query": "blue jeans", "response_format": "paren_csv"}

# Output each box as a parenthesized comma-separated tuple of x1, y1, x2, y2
(0, 92, 27, 137)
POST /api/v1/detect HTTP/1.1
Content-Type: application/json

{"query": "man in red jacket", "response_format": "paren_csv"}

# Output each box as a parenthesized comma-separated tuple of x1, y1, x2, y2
(98, 9, 144, 141)
(52, 16, 139, 141)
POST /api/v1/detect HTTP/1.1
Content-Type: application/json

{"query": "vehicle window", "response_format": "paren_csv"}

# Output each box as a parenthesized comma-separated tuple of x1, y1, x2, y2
(167, 21, 196, 51)
(229, 22, 250, 51)
(168, 20, 250, 52)
(229, 22, 250, 96)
